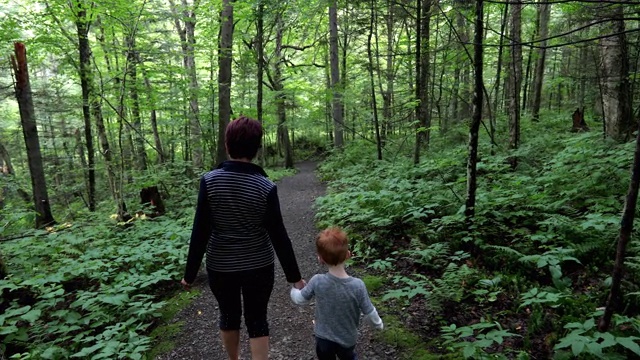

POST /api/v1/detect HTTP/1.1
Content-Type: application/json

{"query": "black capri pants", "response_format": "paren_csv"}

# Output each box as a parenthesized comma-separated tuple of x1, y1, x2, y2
(207, 264, 274, 338)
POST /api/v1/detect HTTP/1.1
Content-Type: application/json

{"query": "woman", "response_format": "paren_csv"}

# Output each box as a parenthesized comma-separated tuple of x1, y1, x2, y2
(181, 116, 306, 360)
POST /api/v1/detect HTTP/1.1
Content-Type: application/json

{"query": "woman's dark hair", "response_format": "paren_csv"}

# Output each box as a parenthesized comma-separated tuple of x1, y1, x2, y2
(225, 116, 263, 160)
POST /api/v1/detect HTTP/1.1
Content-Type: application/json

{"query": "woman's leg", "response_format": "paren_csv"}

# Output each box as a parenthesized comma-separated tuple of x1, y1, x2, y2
(242, 264, 274, 360)
(209, 270, 243, 360)
(221, 330, 241, 360)
(249, 337, 269, 360)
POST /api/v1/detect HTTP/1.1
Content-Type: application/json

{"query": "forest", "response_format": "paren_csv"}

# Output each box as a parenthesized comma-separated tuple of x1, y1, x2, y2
(1, 0, 640, 358)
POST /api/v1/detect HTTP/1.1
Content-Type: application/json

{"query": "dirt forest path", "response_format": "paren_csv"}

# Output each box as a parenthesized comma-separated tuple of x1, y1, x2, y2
(156, 161, 393, 360)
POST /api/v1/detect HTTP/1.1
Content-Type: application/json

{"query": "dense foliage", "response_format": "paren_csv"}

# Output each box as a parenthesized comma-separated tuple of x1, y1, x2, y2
(0, 167, 294, 359)
(316, 114, 640, 359)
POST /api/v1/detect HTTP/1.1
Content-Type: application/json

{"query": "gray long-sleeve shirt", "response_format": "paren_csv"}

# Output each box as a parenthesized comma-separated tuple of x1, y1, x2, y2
(291, 273, 383, 348)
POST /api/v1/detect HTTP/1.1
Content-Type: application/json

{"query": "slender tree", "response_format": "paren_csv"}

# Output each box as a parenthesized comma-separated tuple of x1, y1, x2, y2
(530, 1, 551, 121)
(413, 0, 431, 164)
(508, 0, 522, 163)
(11, 42, 56, 229)
(74, 2, 96, 211)
(217, 0, 234, 164)
(273, 10, 294, 168)
(368, 0, 383, 160)
(257, 0, 265, 165)
(329, 0, 344, 148)
(599, 101, 640, 332)
(169, 0, 203, 168)
(465, 0, 484, 220)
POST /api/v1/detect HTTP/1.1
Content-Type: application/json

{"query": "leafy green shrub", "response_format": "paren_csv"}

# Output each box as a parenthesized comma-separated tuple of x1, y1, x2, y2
(441, 320, 518, 359)
(1, 217, 191, 359)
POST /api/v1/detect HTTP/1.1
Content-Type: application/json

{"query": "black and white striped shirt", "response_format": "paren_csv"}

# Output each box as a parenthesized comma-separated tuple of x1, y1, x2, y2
(184, 161, 301, 283)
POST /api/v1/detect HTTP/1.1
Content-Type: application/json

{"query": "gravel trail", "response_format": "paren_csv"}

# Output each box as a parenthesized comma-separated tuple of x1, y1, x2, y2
(156, 162, 394, 360)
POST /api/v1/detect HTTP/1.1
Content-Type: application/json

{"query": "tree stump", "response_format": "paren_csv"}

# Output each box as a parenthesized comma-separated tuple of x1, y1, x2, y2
(140, 186, 166, 217)
(571, 108, 589, 132)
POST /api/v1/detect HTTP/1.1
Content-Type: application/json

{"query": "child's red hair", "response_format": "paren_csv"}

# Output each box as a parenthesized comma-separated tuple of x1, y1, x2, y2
(316, 227, 349, 265)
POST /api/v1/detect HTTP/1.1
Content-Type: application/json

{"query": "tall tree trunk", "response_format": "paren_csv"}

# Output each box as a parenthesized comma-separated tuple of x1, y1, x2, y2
(329, 0, 344, 148)
(11, 43, 56, 229)
(508, 0, 522, 160)
(522, 33, 535, 112)
(170, 0, 203, 168)
(493, 3, 508, 118)
(466, 0, 484, 220)
(126, 35, 147, 170)
(217, 0, 234, 163)
(598, 104, 640, 332)
(531, 1, 551, 121)
(368, 0, 383, 160)
(0, 141, 15, 175)
(75, 4, 127, 220)
(75, 9, 96, 212)
(139, 61, 166, 164)
(382, 0, 394, 143)
(257, 0, 265, 166)
(413, 0, 431, 164)
(274, 12, 294, 168)
(599, 4, 632, 142)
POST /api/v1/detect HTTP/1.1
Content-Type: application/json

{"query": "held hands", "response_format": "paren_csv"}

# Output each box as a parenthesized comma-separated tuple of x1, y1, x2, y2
(293, 278, 306, 290)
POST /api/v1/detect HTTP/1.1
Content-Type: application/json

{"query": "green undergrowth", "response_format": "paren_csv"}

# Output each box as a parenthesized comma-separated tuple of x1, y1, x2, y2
(146, 290, 201, 359)
(0, 164, 296, 360)
(316, 113, 640, 358)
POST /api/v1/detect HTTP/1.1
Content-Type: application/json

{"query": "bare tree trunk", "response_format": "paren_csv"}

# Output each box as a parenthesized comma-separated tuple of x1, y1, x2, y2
(75, 9, 96, 211)
(382, 0, 394, 144)
(170, 0, 203, 168)
(531, 1, 551, 121)
(413, 0, 431, 164)
(508, 0, 522, 160)
(368, 0, 383, 160)
(466, 0, 484, 220)
(493, 3, 508, 118)
(599, 4, 632, 142)
(11, 43, 56, 229)
(598, 102, 640, 332)
(257, 0, 265, 166)
(329, 0, 344, 148)
(140, 63, 166, 164)
(217, 0, 234, 163)
(0, 141, 15, 175)
(274, 11, 294, 168)
(126, 35, 147, 170)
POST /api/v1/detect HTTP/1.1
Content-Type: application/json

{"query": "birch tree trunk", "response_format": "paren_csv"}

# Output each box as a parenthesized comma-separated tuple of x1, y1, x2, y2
(329, 0, 344, 148)
(11, 42, 56, 229)
(217, 0, 234, 164)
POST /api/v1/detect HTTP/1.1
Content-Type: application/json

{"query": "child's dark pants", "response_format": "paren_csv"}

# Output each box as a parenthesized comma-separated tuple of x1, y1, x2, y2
(315, 336, 357, 360)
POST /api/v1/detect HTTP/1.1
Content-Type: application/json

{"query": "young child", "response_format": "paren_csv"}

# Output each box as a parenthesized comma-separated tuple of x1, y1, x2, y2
(291, 227, 383, 360)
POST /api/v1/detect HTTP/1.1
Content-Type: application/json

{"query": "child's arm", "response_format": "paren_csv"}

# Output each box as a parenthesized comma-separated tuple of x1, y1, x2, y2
(358, 280, 384, 330)
(363, 307, 383, 330)
(290, 275, 316, 305)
